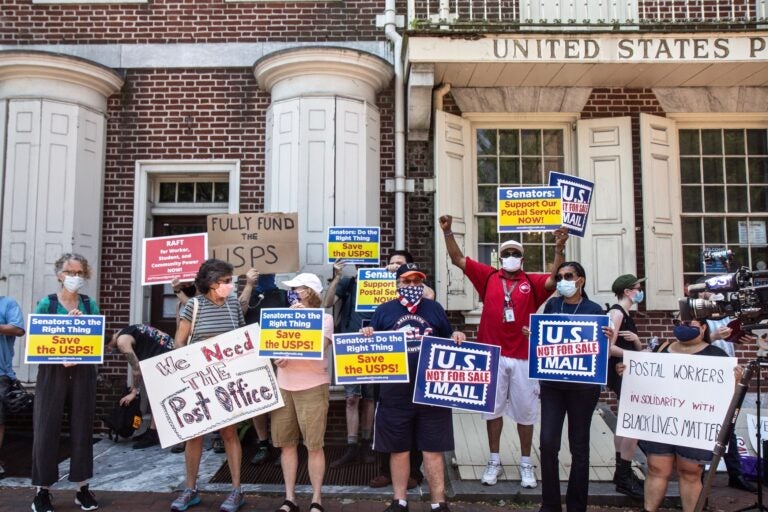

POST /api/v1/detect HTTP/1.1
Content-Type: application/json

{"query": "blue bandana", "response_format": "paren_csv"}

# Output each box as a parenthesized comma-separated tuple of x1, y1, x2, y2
(398, 285, 424, 313)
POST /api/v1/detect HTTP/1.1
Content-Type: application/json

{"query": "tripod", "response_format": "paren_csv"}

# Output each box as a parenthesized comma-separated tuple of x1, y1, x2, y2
(695, 359, 768, 512)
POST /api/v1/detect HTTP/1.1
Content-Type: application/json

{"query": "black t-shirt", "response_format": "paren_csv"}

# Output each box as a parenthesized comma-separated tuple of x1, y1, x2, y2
(607, 304, 638, 393)
(118, 324, 174, 361)
(658, 342, 728, 357)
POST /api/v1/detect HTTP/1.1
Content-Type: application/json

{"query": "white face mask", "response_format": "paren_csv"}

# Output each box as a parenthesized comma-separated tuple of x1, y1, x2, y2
(63, 276, 85, 293)
(215, 282, 234, 298)
(556, 279, 578, 298)
(501, 256, 522, 272)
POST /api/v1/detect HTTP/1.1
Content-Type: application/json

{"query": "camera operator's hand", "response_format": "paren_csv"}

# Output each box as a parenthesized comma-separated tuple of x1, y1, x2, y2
(738, 333, 757, 344)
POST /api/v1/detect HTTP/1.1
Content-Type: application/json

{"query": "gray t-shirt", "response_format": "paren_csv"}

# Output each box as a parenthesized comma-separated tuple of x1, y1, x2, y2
(181, 295, 245, 344)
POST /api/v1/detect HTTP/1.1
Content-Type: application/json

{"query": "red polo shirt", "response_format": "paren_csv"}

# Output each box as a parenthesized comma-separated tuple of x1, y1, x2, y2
(464, 257, 550, 359)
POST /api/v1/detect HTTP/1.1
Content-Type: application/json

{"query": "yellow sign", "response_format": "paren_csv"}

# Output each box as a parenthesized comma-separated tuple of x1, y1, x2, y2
(332, 331, 409, 384)
(258, 308, 325, 359)
(355, 268, 397, 312)
(25, 314, 106, 364)
(497, 186, 563, 232)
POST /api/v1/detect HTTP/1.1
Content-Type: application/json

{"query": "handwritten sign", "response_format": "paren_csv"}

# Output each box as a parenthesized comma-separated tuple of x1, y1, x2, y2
(497, 186, 562, 233)
(139, 324, 283, 448)
(617, 351, 736, 451)
(355, 268, 398, 312)
(746, 412, 768, 454)
(528, 314, 609, 384)
(548, 172, 594, 238)
(327, 227, 380, 264)
(413, 336, 500, 413)
(207, 213, 299, 274)
(258, 308, 325, 359)
(142, 233, 208, 285)
(333, 331, 408, 384)
(25, 314, 105, 364)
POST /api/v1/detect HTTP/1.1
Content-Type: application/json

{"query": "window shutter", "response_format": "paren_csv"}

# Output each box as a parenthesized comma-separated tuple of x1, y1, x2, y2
(640, 113, 683, 310)
(576, 117, 635, 307)
(434, 110, 474, 311)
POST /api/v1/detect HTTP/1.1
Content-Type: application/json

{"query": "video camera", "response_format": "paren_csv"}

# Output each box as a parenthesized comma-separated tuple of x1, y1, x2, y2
(679, 267, 768, 328)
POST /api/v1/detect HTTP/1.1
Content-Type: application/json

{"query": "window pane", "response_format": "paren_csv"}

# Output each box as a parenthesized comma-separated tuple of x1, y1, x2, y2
(196, 182, 213, 202)
(703, 217, 725, 244)
(478, 158, 497, 184)
(703, 186, 725, 213)
(702, 158, 723, 184)
(543, 157, 564, 174)
(747, 129, 768, 155)
(214, 183, 229, 202)
(724, 129, 745, 155)
(701, 129, 722, 155)
(159, 183, 176, 202)
(499, 158, 519, 184)
(178, 183, 194, 202)
(683, 246, 702, 272)
(750, 246, 768, 271)
(477, 129, 497, 155)
(521, 130, 540, 155)
(681, 217, 701, 244)
(477, 217, 497, 243)
(726, 218, 741, 245)
(542, 130, 562, 156)
(725, 158, 746, 183)
(726, 186, 748, 213)
(751, 186, 768, 212)
(478, 186, 496, 212)
(478, 245, 495, 266)
(679, 130, 700, 155)
(498, 130, 519, 155)
(749, 158, 768, 183)
(681, 186, 702, 213)
(521, 158, 542, 184)
(680, 158, 700, 184)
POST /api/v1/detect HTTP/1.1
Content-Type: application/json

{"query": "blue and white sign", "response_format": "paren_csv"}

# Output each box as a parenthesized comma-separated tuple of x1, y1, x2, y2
(528, 314, 610, 384)
(548, 171, 594, 238)
(327, 226, 380, 265)
(413, 336, 500, 413)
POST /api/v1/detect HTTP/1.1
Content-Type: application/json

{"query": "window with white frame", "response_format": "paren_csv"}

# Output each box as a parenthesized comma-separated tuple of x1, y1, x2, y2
(679, 127, 768, 280)
(155, 178, 230, 206)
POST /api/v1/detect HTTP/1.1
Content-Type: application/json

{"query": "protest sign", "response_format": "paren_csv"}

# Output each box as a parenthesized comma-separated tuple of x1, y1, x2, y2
(258, 308, 325, 359)
(327, 227, 380, 265)
(142, 233, 208, 285)
(25, 314, 105, 364)
(413, 336, 500, 413)
(617, 350, 736, 451)
(333, 331, 408, 384)
(746, 412, 768, 454)
(497, 186, 562, 233)
(528, 314, 609, 384)
(207, 213, 299, 274)
(139, 324, 282, 448)
(548, 171, 594, 238)
(355, 268, 397, 313)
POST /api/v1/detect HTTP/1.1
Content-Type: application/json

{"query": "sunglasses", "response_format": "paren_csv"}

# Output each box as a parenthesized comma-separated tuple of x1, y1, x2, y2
(500, 251, 523, 258)
(555, 272, 578, 282)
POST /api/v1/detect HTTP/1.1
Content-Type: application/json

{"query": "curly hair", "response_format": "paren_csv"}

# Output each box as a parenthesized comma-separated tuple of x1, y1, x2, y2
(54, 253, 92, 279)
(194, 259, 234, 294)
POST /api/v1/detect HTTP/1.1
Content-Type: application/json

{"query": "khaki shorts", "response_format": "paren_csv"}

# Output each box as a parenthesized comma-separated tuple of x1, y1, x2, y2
(271, 384, 329, 451)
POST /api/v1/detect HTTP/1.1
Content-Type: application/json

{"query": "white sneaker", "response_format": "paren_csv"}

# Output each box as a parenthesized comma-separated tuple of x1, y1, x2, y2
(480, 460, 502, 485)
(520, 462, 537, 488)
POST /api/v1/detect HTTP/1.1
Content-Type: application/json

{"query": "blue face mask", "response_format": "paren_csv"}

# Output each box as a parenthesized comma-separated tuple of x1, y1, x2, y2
(632, 290, 644, 304)
(287, 290, 299, 305)
(556, 279, 578, 298)
(674, 324, 701, 342)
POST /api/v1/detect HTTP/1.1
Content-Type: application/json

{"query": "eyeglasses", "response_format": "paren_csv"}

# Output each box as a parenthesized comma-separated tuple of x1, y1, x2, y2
(218, 277, 233, 284)
(61, 270, 85, 277)
(500, 251, 523, 258)
(555, 272, 577, 282)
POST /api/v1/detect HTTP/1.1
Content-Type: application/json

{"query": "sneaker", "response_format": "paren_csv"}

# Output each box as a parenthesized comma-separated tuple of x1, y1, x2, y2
(382, 501, 409, 512)
(520, 462, 537, 489)
(480, 460, 502, 486)
(133, 429, 160, 450)
(171, 442, 186, 454)
(75, 484, 99, 511)
(219, 488, 245, 512)
(171, 488, 201, 511)
(0, 462, 5, 479)
(330, 443, 359, 468)
(250, 443, 271, 465)
(32, 489, 54, 512)
(433, 503, 450, 511)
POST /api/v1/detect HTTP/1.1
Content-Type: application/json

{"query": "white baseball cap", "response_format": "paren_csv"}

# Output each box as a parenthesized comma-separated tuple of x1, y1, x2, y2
(281, 273, 323, 295)
(499, 239, 524, 255)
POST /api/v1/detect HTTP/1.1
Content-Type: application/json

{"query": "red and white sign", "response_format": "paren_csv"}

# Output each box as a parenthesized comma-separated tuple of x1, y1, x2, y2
(142, 233, 208, 286)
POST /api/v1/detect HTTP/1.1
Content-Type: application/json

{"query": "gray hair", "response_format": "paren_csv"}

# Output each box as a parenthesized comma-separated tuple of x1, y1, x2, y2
(54, 253, 92, 279)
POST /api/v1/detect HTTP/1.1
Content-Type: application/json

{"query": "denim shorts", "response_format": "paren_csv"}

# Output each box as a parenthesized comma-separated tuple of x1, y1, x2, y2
(344, 383, 375, 400)
(640, 439, 713, 464)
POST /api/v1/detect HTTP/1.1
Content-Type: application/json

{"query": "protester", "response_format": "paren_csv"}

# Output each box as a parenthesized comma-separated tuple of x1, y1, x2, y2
(169, 278, 198, 455)
(171, 259, 246, 512)
(31, 253, 100, 512)
(0, 291, 25, 479)
(606, 274, 646, 498)
(271, 273, 332, 512)
(618, 318, 738, 512)
(536, 262, 611, 512)
(362, 263, 466, 512)
(438, 214, 566, 488)
(106, 324, 175, 449)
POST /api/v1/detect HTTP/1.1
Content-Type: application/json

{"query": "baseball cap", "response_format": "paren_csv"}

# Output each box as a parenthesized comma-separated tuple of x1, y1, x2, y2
(395, 263, 427, 281)
(499, 240, 524, 255)
(281, 273, 323, 295)
(611, 274, 647, 295)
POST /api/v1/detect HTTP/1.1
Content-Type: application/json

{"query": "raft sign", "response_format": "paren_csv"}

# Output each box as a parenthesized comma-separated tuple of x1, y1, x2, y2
(333, 331, 408, 384)
(327, 227, 380, 265)
(497, 186, 562, 232)
(548, 172, 594, 238)
(528, 314, 609, 384)
(142, 233, 208, 285)
(258, 308, 325, 359)
(25, 314, 106, 364)
(413, 337, 500, 413)
(355, 268, 398, 312)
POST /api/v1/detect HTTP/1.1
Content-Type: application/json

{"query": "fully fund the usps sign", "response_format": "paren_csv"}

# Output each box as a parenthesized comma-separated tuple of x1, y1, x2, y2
(140, 324, 283, 448)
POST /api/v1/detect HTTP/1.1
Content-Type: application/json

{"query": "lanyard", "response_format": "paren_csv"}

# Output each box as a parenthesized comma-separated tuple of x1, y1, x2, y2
(500, 274, 517, 308)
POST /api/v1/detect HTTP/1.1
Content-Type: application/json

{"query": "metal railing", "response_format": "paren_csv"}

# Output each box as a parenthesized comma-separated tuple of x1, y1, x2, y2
(406, 0, 768, 29)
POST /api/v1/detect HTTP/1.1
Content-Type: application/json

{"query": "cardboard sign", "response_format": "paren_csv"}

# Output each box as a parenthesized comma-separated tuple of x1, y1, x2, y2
(25, 314, 105, 364)
(548, 171, 594, 238)
(139, 324, 283, 448)
(528, 314, 610, 384)
(355, 268, 398, 313)
(207, 213, 299, 274)
(497, 186, 562, 232)
(413, 336, 500, 413)
(142, 233, 208, 285)
(333, 331, 409, 384)
(617, 351, 736, 451)
(327, 227, 380, 265)
(258, 308, 325, 359)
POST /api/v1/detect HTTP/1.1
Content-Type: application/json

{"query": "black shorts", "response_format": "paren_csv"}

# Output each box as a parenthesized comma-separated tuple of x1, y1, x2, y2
(0, 375, 11, 423)
(373, 401, 454, 453)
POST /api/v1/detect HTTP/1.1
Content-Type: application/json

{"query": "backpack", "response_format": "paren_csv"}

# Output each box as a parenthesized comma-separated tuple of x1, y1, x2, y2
(2, 379, 34, 414)
(103, 390, 142, 441)
(47, 293, 92, 314)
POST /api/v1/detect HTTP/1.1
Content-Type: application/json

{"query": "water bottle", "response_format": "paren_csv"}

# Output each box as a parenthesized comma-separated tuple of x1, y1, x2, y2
(647, 336, 659, 352)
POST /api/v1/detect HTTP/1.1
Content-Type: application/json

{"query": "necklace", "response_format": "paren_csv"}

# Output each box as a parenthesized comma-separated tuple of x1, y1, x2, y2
(560, 297, 583, 314)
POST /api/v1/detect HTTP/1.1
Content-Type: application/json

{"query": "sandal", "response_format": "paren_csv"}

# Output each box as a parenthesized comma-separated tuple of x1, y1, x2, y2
(276, 499, 300, 512)
(309, 503, 325, 512)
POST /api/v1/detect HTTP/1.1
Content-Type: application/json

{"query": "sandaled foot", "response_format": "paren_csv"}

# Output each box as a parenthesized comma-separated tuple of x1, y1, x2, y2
(275, 499, 300, 512)
(309, 503, 324, 512)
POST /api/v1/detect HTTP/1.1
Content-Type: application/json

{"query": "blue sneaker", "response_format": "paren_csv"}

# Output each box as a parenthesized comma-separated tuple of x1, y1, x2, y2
(219, 488, 245, 512)
(171, 488, 201, 511)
